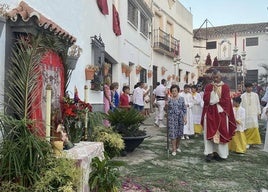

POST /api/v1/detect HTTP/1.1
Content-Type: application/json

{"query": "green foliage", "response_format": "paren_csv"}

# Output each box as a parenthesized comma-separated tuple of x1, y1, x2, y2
(0, 115, 53, 187)
(88, 154, 122, 192)
(0, 181, 28, 192)
(0, 32, 77, 190)
(33, 157, 81, 192)
(105, 108, 146, 137)
(91, 125, 125, 158)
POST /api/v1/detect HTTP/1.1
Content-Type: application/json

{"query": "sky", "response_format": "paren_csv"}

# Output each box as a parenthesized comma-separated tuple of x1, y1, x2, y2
(179, 0, 268, 29)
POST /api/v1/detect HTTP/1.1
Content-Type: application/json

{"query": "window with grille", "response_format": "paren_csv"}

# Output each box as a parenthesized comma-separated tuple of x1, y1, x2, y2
(140, 13, 148, 37)
(206, 41, 217, 49)
(128, 0, 138, 28)
(246, 37, 258, 46)
(140, 68, 147, 83)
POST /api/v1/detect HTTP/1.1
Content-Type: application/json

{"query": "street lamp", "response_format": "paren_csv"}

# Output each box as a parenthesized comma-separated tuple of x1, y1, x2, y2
(241, 51, 247, 91)
(195, 53, 200, 64)
(233, 46, 238, 92)
(195, 53, 201, 76)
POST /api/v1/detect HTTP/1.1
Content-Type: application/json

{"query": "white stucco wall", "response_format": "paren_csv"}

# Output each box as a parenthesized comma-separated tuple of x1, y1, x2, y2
(152, 0, 195, 88)
(4, 0, 194, 104)
(0, 17, 6, 113)
(0, 17, 5, 142)
(5, 0, 122, 105)
(193, 31, 268, 80)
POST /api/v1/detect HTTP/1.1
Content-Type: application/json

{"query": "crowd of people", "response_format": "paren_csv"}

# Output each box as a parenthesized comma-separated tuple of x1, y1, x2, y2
(103, 71, 268, 161)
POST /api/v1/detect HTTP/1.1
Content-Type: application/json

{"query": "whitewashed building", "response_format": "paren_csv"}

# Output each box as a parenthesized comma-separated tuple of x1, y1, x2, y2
(0, 0, 195, 113)
(193, 22, 268, 91)
(0, 0, 154, 111)
(150, 0, 196, 88)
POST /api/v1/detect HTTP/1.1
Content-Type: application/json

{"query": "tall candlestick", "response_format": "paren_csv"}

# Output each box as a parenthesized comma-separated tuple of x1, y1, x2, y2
(243, 39, 245, 51)
(84, 85, 89, 103)
(45, 84, 52, 142)
(178, 41, 180, 56)
(235, 32, 237, 46)
(84, 85, 89, 140)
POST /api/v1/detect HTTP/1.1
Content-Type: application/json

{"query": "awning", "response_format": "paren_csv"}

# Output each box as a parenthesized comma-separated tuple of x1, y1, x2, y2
(7, 1, 76, 44)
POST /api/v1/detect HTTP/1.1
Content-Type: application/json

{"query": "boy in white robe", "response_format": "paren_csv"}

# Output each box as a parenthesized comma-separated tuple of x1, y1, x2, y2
(179, 84, 194, 139)
(191, 85, 204, 136)
(229, 96, 247, 153)
(240, 82, 262, 148)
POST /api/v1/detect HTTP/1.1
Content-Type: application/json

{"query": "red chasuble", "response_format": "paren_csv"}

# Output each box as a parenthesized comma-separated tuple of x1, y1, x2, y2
(201, 83, 236, 143)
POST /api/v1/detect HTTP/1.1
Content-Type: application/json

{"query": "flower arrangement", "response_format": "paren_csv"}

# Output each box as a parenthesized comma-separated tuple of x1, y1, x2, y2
(85, 64, 99, 80)
(136, 65, 142, 74)
(103, 62, 110, 76)
(0, 3, 9, 17)
(121, 63, 128, 73)
(148, 70, 153, 78)
(68, 44, 82, 57)
(183, 74, 187, 81)
(85, 64, 99, 71)
(175, 75, 180, 82)
(126, 66, 132, 77)
(61, 88, 92, 143)
(161, 66, 167, 75)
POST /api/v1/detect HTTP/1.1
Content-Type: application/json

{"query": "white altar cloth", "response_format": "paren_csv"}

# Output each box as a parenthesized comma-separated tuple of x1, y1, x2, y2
(64, 141, 104, 192)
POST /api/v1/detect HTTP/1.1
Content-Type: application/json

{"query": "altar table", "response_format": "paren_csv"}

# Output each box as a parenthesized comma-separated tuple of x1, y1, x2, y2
(64, 141, 104, 192)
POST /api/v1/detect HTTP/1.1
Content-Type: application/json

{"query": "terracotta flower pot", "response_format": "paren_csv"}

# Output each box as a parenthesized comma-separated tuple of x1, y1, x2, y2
(85, 68, 95, 80)
(104, 67, 109, 76)
(122, 65, 127, 73)
(126, 70, 131, 77)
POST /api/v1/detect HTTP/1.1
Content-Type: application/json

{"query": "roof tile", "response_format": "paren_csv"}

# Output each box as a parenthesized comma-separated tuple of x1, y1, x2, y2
(7, 1, 76, 44)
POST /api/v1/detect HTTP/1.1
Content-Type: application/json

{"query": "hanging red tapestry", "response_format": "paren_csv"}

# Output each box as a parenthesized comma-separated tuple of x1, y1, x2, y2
(113, 4, 121, 36)
(97, 0, 109, 15)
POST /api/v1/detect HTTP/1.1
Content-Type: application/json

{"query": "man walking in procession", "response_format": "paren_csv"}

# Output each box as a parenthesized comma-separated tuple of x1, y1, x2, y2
(201, 70, 236, 162)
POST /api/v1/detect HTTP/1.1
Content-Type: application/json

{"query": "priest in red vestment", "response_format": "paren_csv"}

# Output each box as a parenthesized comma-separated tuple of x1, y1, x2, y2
(201, 69, 236, 162)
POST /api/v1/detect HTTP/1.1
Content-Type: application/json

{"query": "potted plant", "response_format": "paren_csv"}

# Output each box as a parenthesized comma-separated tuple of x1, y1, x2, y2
(85, 64, 99, 80)
(88, 154, 122, 192)
(121, 63, 128, 73)
(103, 62, 111, 76)
(136, 65, 142, 74)
(148, 70, 153, 78)
(105, 108, 149, 152)
(91, 125, 125, 158)
(66, 44, 82, 70)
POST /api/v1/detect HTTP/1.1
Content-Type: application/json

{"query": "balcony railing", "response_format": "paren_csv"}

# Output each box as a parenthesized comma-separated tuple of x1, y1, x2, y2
(153, 28, 179, 58)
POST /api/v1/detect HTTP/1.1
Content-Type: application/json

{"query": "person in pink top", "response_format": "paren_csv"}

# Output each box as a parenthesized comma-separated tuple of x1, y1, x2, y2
(103, 76, 114, 126)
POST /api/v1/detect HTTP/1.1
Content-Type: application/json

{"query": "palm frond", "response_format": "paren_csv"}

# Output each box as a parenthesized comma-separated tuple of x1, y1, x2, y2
(5, 35, 45, 120)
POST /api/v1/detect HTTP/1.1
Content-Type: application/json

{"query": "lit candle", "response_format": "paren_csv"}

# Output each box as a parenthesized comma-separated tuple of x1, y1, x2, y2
(235, 32, 237, 46)
(45, 84, 52, 142)
(243, 39, 245, 51)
